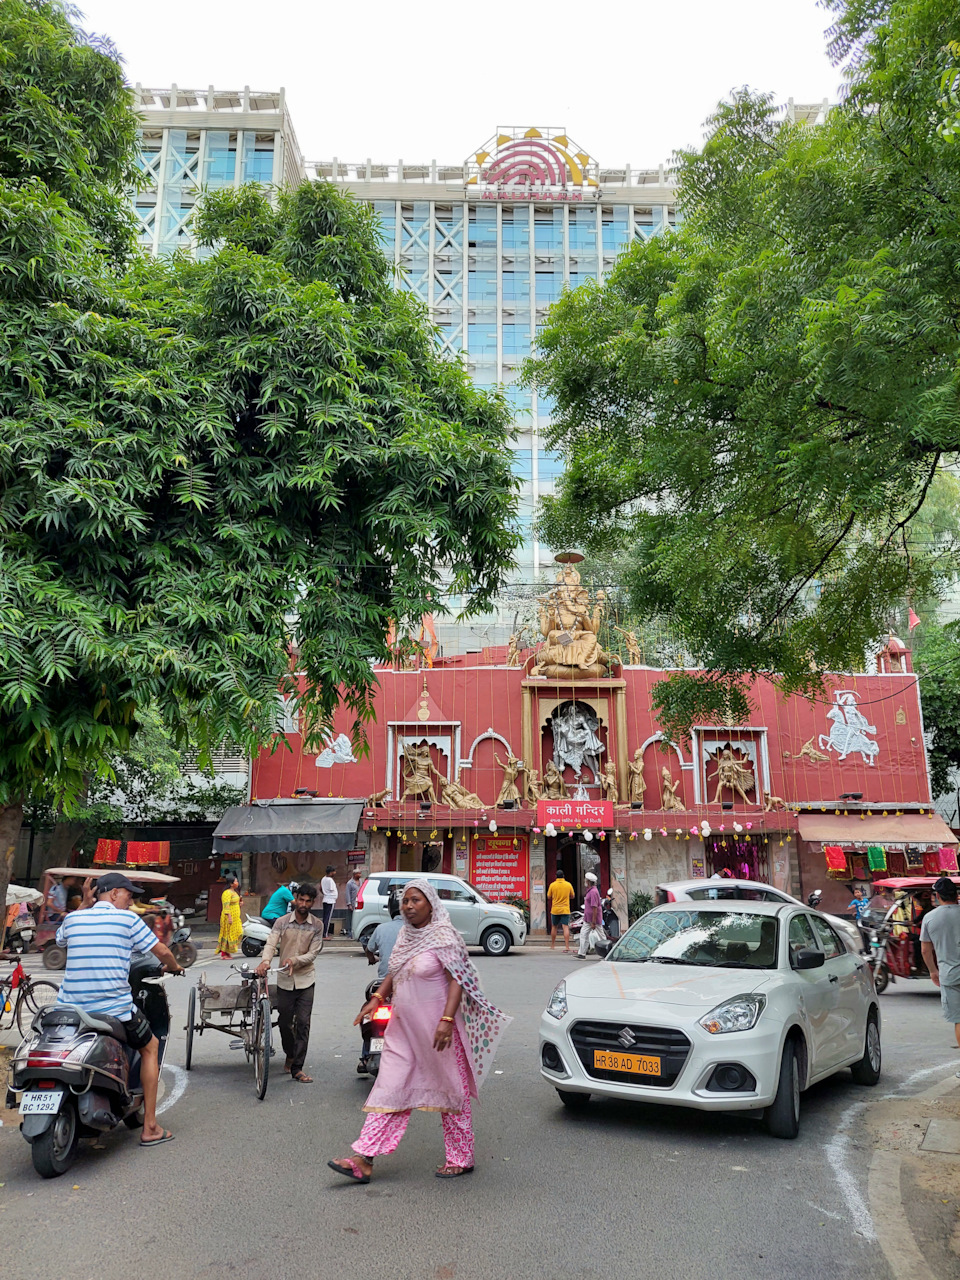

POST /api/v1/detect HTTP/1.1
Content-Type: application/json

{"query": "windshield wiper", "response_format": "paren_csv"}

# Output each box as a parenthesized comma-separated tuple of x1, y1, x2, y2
(646, 956, 692, 965)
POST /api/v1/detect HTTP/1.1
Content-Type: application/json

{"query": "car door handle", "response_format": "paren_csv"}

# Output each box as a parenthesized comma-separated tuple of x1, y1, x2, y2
(828, 974, 839, 983)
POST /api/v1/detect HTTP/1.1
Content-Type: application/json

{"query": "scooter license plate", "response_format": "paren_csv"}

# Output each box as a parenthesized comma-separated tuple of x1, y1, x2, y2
(19, 1089, 65, 1115)
(370, 1037, 385, 1052)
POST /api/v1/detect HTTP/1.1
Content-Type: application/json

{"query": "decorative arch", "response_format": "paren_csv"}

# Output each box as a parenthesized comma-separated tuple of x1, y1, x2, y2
(458, 727, 514, 771)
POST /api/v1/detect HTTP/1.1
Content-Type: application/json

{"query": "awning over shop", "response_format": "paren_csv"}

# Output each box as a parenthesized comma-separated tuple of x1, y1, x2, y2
(212, 800, 365, 855)
(797, 812, 957, 846)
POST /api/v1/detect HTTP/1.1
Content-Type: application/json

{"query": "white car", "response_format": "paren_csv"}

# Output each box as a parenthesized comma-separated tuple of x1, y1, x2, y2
(656, 877, 864, 957)
(539, 901, 881, 1137)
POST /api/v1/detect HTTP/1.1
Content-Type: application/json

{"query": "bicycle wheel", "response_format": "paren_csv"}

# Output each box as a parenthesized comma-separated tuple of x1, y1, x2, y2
(17, 979, 59, 1036)
(184, 986, 196, 1070)
(254, 996, 271, 1100)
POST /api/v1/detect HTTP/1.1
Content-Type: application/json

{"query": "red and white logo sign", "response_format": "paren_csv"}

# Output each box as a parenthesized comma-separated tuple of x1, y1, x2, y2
(537, 799, 613, 828)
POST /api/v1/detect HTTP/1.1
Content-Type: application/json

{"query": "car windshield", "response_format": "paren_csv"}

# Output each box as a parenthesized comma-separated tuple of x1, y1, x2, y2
(466, 882, 489, 903)
(606, 909, 780, 969)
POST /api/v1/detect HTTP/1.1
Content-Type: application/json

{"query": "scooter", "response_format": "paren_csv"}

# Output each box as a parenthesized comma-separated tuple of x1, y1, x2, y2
(241, 915, 271, 957)
(170, 924, 197, 968)
(11, 952, 175, 1178)
(357, 979, 392, 1078)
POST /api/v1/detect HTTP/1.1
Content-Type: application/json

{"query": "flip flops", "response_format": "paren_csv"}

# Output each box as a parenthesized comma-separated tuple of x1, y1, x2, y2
(292, 1071, 313, 1083)
(328, 1158, 371, 1184)
(435, 1165, 474, 1179)
(140, 1130, 175, 1148)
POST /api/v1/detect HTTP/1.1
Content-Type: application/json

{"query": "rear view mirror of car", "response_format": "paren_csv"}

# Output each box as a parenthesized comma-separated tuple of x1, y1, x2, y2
(793, 948, 825, 970)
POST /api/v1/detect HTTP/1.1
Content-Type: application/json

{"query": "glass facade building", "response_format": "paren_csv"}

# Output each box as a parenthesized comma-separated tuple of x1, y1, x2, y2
(304, 128, 680, 578)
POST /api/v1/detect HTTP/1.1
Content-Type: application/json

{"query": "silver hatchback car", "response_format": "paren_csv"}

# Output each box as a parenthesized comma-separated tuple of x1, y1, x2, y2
(352, 872, 526, 956)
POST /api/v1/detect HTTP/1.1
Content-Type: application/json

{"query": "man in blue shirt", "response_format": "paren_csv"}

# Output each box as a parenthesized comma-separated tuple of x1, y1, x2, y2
(363, 891, 403, 980)
(262, 882, 296, 925)
(57, 872, 183, 1147)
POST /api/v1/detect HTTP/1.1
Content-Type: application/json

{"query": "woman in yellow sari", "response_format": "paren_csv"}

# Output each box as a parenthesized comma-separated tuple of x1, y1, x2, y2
(217, 874, 243, 959)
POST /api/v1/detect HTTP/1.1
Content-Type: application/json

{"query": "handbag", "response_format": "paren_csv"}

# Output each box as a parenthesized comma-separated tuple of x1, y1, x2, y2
(587, 927, 607, 952)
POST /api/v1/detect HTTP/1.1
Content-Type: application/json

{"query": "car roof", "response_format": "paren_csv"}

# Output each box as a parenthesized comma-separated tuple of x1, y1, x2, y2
(649, 900, 791, 918)
(658, 878, 791, 895)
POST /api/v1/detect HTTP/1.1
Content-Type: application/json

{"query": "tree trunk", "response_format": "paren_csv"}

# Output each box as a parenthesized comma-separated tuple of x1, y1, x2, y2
(0, 800, 25, 952)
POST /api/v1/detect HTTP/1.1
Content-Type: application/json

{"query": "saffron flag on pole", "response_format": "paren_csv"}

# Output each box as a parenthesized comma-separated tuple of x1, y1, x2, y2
(908, 608, 920, 631)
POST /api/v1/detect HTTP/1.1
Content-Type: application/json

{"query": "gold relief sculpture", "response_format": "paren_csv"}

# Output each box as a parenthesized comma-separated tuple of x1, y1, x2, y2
(615, 627, 644, 665)
(600, 761, 619, 806)
(367, 787, 390, 807)
(660, 766, 685, 812)
(708, 748, 756, 806)
(764, 794, 788, 812)
(398, 741, 438, 805)
(531, 565, 616, 679)
(494, 751, 525, 807)
(626, 749, 646, 806)
(505, 634, 523, 667)
(783, 736, 829, 764)
(541, 759, 568, 799)
(436, 769, 484, 810)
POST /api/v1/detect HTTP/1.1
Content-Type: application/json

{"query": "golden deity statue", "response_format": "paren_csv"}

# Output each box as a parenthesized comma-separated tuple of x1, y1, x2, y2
(708, 747, 756, 806)
(531, 562, 616, 679)
(541, 760, 568, 799)
(435, 769, 484, 810)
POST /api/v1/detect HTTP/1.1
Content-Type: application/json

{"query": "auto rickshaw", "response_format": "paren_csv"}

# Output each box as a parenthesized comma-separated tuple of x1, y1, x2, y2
(866, 875, 960, 993)
(35, 866, 180, 969)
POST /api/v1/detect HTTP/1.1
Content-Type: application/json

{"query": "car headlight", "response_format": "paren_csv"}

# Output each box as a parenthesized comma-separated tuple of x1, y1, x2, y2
(699, 994, 766, 1034)
(545, 980, 568, 1021)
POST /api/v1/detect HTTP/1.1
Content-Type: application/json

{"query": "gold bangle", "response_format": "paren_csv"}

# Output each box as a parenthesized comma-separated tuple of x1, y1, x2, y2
(439, 1015, 454, 1024)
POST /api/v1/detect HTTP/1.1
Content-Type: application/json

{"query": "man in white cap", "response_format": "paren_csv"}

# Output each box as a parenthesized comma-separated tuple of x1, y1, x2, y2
(577, 871, 604, 958)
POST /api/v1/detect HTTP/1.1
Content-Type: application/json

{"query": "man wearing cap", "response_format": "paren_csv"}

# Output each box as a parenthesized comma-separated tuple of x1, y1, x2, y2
(921, 877, 960, 1074)
(55, 872, 184, 1146)
(577, 871, 604, 958)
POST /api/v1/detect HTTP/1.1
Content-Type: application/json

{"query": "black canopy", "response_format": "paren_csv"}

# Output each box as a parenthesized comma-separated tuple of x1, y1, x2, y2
(212, 800, 365, 855)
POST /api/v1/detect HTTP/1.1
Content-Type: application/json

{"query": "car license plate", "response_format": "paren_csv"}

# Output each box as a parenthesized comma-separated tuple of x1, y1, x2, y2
(19, 1089, 65, 1115)
(370, 1037, 384, 1052)
(594, 1050, 661, 1076)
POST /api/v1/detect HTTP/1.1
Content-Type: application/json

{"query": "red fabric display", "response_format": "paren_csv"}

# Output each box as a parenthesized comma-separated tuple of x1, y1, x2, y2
(94, 839, 121, 865)
(939, 846, 959, 873)
(824, 845, 847, 871)
(126, 840, 167, 866)
(923, 851, 940, 876)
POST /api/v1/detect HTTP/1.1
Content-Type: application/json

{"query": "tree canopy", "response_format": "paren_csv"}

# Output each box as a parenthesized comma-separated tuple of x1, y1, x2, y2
(526, 0, 960, 741)
(0, 0, 519, 905)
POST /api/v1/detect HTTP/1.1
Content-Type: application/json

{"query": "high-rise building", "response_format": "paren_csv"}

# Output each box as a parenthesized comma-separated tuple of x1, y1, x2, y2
(130, 85, 304, 256)
(304, 128, 679, 578)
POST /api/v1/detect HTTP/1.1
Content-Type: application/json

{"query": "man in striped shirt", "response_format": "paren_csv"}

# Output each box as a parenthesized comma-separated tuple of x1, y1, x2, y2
(56, 872, 183, 1147)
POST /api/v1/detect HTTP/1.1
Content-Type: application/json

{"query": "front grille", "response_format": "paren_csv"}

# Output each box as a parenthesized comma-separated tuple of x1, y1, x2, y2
(569, 1020, 691, 1087)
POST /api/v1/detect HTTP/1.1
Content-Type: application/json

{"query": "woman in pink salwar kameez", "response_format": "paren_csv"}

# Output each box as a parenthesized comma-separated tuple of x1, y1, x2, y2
(328, 879, 510, 1183)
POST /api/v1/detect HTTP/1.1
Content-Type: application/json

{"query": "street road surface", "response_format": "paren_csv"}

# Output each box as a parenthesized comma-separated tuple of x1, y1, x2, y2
(1, 949, 957, 1280)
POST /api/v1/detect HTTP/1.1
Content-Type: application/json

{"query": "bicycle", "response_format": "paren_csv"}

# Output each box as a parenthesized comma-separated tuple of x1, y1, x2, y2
(1, 956, 59, 1037)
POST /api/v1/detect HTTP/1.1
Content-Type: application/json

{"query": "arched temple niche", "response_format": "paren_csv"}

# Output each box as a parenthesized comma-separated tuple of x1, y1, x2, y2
(638, 736, 689, 813)
(541, 697, 611, 799)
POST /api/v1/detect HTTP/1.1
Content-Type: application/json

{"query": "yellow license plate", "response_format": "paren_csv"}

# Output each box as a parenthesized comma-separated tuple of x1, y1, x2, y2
(594, 1050, 661, 1075)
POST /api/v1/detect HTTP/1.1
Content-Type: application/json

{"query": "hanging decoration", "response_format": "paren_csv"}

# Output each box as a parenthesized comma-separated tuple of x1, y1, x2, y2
(939, 846, 959, 873)
(824, 845, 847, 872)
(94, 839, 121, 865)
(867, 845, 887, 872)
(923, 851, 940, 876)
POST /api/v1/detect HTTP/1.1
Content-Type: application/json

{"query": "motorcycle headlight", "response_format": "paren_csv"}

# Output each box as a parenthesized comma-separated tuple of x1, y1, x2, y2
(699, 994, 766, 1034)
(545, 980, 568, 1021)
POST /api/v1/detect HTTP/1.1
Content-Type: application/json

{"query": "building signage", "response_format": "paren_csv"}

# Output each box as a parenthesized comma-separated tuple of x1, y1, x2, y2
(346, 851, 366, 865)
(466, 128, 600, 201)
(537, 799, 614, 828)
(472, 836, 529, 900)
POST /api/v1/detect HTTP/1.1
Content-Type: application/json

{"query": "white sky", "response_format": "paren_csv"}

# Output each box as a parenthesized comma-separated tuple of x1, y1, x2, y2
(76, 0, 843, 167)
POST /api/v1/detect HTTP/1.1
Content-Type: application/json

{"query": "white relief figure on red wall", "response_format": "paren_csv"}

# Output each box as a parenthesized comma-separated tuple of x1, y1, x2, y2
(819, 691, 880, 766)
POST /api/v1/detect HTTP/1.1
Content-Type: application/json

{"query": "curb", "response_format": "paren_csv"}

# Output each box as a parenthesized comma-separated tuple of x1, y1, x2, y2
(868, 1071, 960, 1279)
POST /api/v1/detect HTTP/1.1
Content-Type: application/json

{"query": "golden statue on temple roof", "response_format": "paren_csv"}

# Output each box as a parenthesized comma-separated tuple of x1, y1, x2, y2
(531, 560, 616, 679)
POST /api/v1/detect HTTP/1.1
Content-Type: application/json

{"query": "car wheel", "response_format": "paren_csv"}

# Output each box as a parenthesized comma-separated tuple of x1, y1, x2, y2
(358, 925, 376, 949)
(873, 963, 889, 995)
(556, 1089, 591, 1110)
(481, 927, 511, 956)
(850, 1010, 882, 1086)
(764, 1038, 801, 1139)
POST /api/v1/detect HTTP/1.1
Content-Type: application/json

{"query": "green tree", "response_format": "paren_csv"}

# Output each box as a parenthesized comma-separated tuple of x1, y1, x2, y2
(526, 0, 960, 743)
(0, 2, 519, 915)
(913, 623, 960, 797)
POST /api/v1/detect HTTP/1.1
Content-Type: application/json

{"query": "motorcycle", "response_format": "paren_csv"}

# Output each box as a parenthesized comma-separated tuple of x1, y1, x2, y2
(357, 979, 393, 1078)
(170, 925, 197, 969)
(601, 893, 621, 941)
(11, 952, 176, 1178)
(241, 914, 271, 958)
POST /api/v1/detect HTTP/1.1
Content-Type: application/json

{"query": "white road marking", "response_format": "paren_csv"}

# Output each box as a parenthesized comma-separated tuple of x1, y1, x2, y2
(824, 1100, 876, 1241)
(157, 1063, 187, 1116)
(806, 1202, 844, 1221)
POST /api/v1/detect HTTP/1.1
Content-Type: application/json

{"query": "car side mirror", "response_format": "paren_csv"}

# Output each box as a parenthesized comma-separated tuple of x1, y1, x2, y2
(594, 940, 612, 959)
(793, 947, 825, 970)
